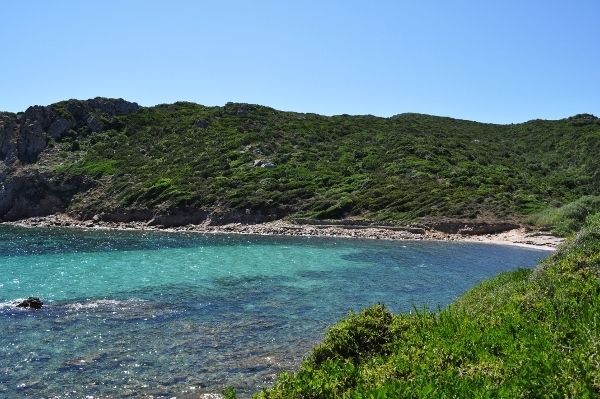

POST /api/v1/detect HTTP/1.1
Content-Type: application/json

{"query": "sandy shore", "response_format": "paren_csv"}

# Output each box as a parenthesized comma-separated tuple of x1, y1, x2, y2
(2, 214, 562, 250)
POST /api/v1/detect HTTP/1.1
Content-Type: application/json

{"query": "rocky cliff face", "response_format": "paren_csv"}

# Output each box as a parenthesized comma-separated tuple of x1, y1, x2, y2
(0, 98, 139, 221)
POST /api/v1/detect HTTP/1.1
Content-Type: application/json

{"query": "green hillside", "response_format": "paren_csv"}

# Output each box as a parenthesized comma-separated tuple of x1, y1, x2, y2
(0, 98, 600, 234)
(2, 99, 600, 231)
(255, 213, 600, 398)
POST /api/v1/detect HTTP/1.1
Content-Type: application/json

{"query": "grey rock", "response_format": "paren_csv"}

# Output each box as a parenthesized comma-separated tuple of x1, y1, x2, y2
(18, 119, 47, 163)
(47, 118, 74, 138)
(0, 113, 19, 164)
(78, 209, 153, 223)
(1, 99, 140, 165)
(253, 159, 275, 168)
(22, 106, 53, 130)
(87, 97, 139, 116)
(86, 115, 103, 132)
(194, 119, 210, 129)
(0, 176, 15, 216)
(148, 208, 209, 227)
(16, 297, 43, 309)
(0, 171, 90, 221)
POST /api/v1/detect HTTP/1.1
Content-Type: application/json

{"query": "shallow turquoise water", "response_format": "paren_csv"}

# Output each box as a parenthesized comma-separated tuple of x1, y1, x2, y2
(0, 226, 548, 397)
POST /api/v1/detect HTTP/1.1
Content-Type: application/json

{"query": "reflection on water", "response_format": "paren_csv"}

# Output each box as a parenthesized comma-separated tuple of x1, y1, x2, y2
(0, 226, 547, 397)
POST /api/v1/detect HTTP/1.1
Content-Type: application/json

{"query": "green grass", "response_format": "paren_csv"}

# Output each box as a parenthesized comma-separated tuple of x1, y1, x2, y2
(55, 159, 120, 177)
(43, 101, 600, 226)
(255, 213, 600, 398)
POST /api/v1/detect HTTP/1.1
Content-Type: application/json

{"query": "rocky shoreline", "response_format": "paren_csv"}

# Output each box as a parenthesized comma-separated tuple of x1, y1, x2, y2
(2, 214, 562, 250)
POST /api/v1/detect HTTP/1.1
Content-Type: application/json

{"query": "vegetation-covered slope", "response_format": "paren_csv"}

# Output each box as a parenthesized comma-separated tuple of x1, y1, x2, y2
(1, 98, 599, 230)
(256, 213, 600, 398)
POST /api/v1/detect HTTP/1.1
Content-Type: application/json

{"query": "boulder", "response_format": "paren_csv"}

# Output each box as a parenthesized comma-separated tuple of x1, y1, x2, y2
(194, 119, 210, 129)
(253, 159, 275, 168)
(16, 297, 43, 309)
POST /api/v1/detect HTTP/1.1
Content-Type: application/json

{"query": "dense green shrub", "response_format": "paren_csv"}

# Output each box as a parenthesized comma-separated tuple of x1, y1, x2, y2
(49, 102, 600, 224)
(528, 195, 600, 236)
(308, 304, 394, 365)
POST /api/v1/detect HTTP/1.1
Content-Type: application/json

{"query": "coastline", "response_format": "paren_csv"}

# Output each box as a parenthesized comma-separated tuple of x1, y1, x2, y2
(2, 214, 562, 251)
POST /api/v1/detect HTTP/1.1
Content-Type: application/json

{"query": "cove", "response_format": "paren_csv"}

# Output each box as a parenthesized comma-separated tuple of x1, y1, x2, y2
(0, 226, 548, 398)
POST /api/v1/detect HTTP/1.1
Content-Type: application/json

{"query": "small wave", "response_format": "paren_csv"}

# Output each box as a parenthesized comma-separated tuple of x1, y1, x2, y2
(66, 298, 148, 311)
(0, 299, 21, 310)
(1, 298, 149, 312)
(0, 298, 41, 310)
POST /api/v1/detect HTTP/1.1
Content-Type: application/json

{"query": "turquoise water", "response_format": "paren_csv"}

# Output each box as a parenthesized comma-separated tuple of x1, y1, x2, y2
(0, 226, 548, 398)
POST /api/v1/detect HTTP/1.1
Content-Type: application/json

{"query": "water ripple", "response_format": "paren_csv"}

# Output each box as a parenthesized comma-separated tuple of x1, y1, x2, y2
(0, 226, 548, 397)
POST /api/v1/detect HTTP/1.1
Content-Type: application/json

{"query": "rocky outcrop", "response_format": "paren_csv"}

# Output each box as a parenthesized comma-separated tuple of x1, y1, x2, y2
(0, 98, 139, 221)
(0, 98, 139, 165)
(0, 170, 91, 221)
(48, 97, 139, 138)
(17, 297, 43, 309)
(0, 113, 19, 165)
(47, 117, 74, 138)
(19, 106, 49, 163)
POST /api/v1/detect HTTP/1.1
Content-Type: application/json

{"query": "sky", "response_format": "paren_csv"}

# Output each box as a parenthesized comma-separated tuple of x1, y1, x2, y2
(1, 0, 598, 123)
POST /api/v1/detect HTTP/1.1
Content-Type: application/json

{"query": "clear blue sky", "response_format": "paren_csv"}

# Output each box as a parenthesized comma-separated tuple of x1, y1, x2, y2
(1, 0, 598, 123)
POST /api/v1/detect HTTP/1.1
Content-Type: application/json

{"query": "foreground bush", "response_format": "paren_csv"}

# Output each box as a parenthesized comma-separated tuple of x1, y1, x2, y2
(256, 214, 600, 398)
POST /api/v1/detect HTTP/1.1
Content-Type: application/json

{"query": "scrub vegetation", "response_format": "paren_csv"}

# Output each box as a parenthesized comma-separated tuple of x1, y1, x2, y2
(255, 213, 600, 398)
(48, 100, 600, 231)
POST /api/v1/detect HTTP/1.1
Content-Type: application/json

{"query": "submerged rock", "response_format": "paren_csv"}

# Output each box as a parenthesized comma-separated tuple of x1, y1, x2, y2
(16, 297, 43, 309)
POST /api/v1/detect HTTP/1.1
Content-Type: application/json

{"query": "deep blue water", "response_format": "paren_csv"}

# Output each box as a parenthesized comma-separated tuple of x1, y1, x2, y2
(0, 226, 548, 398)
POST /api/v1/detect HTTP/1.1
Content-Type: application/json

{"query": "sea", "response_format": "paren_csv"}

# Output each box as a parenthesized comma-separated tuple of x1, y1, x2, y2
(0, 226, 549, 398)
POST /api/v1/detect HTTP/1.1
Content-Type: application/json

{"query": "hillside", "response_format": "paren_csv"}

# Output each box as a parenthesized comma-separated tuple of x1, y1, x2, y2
(1, 98, 599, 233)
(255, 213, 600, 398)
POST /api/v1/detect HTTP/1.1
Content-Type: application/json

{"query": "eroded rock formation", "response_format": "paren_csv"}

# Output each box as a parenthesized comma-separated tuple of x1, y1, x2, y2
(0, 98, 139, 221)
